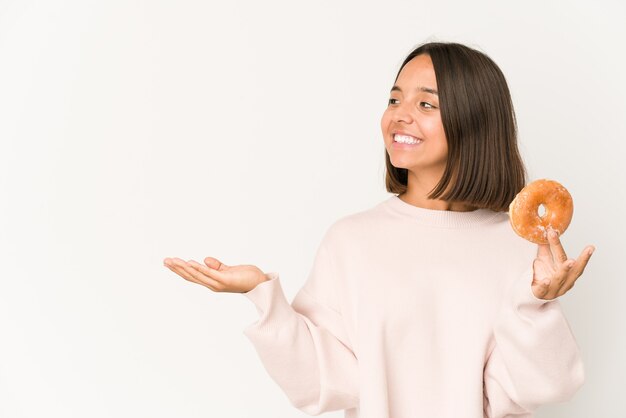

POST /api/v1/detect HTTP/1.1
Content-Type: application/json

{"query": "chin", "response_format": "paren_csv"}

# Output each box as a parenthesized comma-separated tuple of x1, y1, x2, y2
(388, 155, 416, 170)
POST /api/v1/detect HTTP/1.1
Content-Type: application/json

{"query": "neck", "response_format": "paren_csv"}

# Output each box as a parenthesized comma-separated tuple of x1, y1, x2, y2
(400, 170, 476, 212)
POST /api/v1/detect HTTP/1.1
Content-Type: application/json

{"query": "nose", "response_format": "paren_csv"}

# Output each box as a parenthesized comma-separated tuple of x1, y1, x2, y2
(391, 100, 414, 124)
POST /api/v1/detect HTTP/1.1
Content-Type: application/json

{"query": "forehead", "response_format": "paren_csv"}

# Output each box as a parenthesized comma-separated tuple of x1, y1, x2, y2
(395, 54, 437, 89)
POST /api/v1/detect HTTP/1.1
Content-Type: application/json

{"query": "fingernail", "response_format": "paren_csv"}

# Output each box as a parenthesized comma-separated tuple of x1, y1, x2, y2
(567, 260, 575, 268)
(549, 230, 557, 238)
(588, 247, 595, 256)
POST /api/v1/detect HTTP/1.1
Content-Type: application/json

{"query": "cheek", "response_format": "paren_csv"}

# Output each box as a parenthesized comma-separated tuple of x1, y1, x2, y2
(380, 112, 389, 131)
(423, 118, 446, 141)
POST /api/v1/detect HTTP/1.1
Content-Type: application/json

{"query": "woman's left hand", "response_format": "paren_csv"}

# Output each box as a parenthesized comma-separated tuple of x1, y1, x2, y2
(532, 228, 595, 300)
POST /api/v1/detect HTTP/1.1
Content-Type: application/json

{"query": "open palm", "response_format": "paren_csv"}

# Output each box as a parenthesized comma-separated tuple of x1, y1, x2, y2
(163, 256, 268, 293)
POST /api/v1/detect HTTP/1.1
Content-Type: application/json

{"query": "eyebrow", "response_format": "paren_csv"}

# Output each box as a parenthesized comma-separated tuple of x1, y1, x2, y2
(390, 85, 439, 96)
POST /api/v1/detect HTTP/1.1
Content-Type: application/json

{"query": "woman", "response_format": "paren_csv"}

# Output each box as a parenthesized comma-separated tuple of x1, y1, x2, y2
(163, 41, 595, 418)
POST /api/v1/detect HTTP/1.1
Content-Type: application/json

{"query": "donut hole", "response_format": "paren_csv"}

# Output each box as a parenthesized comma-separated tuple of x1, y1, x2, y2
(538, 204, 547, 219)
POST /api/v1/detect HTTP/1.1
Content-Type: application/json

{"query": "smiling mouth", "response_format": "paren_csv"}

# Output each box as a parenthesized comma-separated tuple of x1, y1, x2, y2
(393, 133, 423, 145)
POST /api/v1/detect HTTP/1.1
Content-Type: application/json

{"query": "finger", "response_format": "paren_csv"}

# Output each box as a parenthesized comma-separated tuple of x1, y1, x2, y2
(561, 245, 595, 293)
(571, 245, 595, 277)
(165, 257, 222, 291)
(165, 260, 204, 285)
(532, 276, 554, 301)
(175, 259, 222, 291)
(547, 228, 568, 265)
(535, 279, 554, 300)
(201, 258, 229, 282)
(553, 258, 575, 291)
(187, 260, 223, 290)
(204, 256, 225, 271)
(532, 281, 550, 299)
(532, 258, 553, 298)
(556, 259, 577, 295)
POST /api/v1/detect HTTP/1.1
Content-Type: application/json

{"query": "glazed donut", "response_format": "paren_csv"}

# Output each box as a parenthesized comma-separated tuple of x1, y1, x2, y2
(508, 179, 574, 244)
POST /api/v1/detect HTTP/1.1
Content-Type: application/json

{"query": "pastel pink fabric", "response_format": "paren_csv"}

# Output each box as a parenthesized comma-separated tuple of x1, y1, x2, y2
(242, 195, 584, 418)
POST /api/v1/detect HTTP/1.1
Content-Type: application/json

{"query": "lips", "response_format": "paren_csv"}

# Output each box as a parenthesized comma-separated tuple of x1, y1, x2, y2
(393, 131, 419, 137)
(392, 131, 422, 142)
(393, 134, 422, 145)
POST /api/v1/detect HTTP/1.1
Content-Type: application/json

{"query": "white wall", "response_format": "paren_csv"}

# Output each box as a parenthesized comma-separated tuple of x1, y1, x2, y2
(1, 1, 624, 417)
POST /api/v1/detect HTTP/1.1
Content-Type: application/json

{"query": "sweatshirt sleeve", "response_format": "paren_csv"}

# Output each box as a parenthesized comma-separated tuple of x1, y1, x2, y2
(483, 266, 585, 417)
(241, 239, 359, 415)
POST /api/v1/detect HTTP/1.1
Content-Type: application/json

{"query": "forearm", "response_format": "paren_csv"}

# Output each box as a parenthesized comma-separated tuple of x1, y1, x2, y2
(484, 267, 584, 415)
(243, 273, 359, 414)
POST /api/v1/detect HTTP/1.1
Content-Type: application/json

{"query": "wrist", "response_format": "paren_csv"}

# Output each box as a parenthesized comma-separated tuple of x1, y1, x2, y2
(262, 271, 278, 283)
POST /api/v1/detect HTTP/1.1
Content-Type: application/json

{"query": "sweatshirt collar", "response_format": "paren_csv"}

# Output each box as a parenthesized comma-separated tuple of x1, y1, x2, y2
(383, 195, 502, 228)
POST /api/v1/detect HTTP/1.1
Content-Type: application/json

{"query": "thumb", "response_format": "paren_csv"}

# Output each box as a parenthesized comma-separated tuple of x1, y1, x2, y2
(204, 256, 226, 271)
(536, 243, 551, 259)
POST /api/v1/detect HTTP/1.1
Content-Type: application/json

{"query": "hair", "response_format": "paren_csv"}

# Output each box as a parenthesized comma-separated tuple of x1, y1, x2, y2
(384, 41, 527, 212)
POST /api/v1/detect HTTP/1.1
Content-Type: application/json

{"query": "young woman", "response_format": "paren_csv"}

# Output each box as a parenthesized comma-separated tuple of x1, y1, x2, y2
(163, 41, 595, 418)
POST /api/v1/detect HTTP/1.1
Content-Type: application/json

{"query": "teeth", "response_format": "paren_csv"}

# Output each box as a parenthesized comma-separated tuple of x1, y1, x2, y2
(394, 134, 421, 144)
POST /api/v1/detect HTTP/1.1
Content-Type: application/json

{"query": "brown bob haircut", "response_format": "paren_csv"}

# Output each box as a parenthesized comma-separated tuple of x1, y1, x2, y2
(384, 41, 527, 212)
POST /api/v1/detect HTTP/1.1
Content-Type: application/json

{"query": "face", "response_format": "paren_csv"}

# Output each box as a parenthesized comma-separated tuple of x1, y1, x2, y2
(381, 54, 448, 176)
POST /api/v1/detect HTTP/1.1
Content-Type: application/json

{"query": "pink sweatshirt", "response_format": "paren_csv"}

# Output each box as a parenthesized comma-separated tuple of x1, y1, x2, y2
(242, 195, 584, 418)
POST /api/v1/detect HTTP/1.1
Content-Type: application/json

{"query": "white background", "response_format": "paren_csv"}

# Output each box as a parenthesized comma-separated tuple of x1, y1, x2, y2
(1, 0, 624, 417)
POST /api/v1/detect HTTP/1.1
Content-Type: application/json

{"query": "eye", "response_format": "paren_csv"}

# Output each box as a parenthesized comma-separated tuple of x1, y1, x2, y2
(388, 98, 399, 105)
(420, 102, 436, 109)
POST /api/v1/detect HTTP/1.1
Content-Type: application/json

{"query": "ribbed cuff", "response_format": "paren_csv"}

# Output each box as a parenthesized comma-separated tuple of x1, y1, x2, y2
(242, 272, 295, 330)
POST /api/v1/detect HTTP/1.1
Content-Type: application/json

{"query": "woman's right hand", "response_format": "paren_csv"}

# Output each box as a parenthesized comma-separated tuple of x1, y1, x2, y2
(163, 256, 270, 293)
